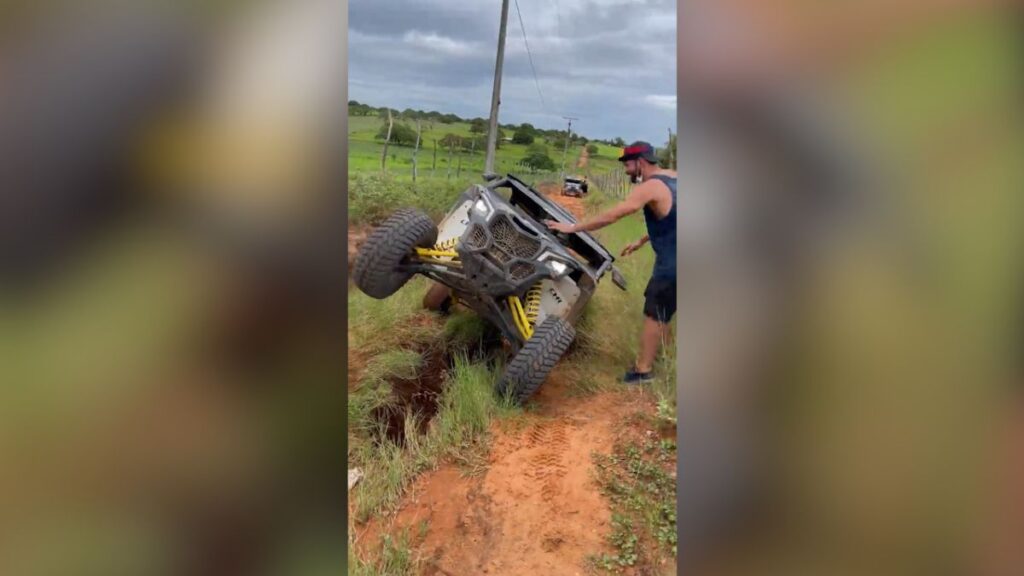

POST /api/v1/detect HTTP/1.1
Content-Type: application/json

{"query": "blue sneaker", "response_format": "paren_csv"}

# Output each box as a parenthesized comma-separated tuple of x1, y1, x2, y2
(621, 367, 654, 384)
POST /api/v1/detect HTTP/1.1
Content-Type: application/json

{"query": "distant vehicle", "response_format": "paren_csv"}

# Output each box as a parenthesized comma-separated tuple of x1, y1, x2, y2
(562, 176, 588, 197)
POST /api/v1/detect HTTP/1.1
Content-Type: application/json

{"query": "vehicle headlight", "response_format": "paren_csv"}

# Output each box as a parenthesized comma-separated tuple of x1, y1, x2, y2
(549, 261, 568, 276)
(473, 199, 490, 215)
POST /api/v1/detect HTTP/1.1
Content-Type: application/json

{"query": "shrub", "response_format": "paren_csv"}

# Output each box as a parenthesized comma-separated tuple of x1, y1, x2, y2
(520, 151, 556, 171)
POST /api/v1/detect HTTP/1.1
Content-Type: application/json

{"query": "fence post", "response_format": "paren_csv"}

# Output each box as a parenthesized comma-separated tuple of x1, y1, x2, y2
(446, 140, 454, 180)
(412, 119, 422, 182)
(380, 109, 393, 174)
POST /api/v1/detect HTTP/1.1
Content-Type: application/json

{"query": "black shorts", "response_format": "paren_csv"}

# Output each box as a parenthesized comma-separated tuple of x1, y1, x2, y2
(643, 276, 677, 323)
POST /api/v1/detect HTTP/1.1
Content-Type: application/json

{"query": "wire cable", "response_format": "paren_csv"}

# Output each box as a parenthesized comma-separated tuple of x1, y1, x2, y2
(513, 0, 546, 111)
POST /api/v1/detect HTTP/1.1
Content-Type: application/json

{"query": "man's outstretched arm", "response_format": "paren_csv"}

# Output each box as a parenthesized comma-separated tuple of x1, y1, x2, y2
(545, 185, 650, 234)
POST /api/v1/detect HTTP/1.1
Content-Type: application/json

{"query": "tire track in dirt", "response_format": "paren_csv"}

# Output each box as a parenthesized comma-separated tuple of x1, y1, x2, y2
(526, 417, 570, 504)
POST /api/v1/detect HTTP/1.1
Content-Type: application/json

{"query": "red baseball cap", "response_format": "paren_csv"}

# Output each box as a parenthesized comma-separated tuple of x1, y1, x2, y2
(617, 141, 659, 163)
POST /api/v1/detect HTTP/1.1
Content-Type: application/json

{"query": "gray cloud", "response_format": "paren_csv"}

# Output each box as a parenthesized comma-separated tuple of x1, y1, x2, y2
(348, 0, 676, 145)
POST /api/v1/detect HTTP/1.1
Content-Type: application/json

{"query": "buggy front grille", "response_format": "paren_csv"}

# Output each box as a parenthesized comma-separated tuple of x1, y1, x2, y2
(491, 216, 540, 260)
(466, 224, 488, 249)
(464, 213, 542, 283)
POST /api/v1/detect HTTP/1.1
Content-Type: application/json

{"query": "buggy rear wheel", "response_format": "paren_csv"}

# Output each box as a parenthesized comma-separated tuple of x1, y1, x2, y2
(353, 208, 437, 299)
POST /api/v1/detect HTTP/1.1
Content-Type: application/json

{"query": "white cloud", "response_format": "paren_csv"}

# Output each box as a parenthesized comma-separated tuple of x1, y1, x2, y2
(644, 94, 676, 110)
(402, 30, 479, 56)
(350, 0, 676, 143)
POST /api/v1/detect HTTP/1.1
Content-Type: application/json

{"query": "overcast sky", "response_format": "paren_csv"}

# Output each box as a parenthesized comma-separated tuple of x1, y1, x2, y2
(348, 0, 676, 145)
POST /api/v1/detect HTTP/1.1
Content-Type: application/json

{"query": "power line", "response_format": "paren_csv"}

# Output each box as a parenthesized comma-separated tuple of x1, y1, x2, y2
(512, 0, 546, 111)
(560, 115, 578, 177)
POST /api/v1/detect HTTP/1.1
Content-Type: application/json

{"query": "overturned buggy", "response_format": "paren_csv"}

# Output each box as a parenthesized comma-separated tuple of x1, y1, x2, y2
(352, 173, 626, 404)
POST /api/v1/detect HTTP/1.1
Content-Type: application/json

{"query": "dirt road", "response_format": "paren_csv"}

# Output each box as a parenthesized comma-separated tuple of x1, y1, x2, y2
(357, 375, 653, 575)
(537, 182, 586, 220)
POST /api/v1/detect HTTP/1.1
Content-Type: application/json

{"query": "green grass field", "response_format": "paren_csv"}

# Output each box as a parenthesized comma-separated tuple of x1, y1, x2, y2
(347, 114, 620, 184)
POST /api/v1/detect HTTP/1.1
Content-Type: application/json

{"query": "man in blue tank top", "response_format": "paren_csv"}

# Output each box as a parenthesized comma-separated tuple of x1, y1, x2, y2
(545, 141, 676, 383)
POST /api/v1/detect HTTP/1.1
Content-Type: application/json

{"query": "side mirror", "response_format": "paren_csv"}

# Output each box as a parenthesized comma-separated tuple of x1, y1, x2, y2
(611, 266, 627, 291)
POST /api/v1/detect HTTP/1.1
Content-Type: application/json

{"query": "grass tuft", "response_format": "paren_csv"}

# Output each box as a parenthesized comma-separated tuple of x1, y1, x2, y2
(589, 432, 678, 574)
(349, 528, 420, 576)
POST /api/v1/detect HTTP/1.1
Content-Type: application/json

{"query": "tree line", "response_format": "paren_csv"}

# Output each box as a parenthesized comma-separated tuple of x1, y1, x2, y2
(351, 100, 675, 172)
(349, 100, 627, 149)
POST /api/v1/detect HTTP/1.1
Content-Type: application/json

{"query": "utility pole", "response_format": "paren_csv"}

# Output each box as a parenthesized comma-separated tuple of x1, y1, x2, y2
(560, 116, 578, 178)
(484, 0, 510, 174)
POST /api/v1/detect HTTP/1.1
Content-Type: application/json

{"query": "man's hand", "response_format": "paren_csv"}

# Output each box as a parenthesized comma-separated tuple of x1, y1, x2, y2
(620, 236, 648, 257)
(545, 220, 576, 234)
(620, 240, 643, 257)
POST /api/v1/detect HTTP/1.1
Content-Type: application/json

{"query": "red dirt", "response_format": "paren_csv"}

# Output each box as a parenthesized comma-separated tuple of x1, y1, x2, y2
(355, 368, 657, 575)
(537, 183, 586, 221)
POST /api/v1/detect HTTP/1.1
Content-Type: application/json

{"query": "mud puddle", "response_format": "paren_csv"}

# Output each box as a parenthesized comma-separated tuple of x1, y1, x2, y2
(369, 347, 452, 446)
(366, 318, 505, 447)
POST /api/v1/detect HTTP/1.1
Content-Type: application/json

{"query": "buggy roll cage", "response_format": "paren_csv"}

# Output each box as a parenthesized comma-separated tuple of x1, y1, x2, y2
(483, 173, 616, 281)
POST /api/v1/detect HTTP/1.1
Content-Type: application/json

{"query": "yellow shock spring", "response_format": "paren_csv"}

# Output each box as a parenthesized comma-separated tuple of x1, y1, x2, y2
(524, 282, 542, 325)
(435, 237, 459, 251)
(507, 296, 533, 340)
(415, 237, 460, 259)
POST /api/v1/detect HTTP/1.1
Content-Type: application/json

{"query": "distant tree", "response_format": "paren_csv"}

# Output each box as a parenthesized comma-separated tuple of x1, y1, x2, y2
(469, 118, 488, 134)
(376, 121, 418, 146)
(348, 101, 371, 116)
(439, 133, 462, 148)
(611, 137, 626, 147)
(461, 135, 486, 152)
(512, 124, 536, 145)
(586, 143, 599, 155)
(520, 151, 556, 171)
(526, 142, 549, 156)
(512, 130, 534, 145)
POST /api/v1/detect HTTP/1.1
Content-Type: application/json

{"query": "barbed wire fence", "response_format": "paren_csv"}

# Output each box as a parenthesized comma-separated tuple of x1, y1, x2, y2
(589, 169, 630, 199)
